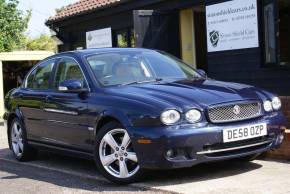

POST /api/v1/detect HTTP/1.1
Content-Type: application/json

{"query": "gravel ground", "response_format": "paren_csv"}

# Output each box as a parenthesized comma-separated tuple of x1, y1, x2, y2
(1, 125, 290, 194)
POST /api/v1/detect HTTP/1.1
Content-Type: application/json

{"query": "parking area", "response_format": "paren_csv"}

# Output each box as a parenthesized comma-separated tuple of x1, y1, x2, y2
(1, 125, 290, 194)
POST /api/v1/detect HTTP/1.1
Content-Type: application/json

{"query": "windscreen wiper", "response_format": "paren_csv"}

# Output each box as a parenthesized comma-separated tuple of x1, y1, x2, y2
(121, 78, 163, 86)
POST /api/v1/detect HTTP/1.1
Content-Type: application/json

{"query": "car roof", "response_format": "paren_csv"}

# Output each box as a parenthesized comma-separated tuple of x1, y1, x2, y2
(47, 48, 154, 60)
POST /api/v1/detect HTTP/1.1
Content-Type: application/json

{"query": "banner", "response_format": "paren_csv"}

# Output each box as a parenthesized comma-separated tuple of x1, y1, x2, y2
(206, 0, 259, 52)
(86, 28, 112, 49)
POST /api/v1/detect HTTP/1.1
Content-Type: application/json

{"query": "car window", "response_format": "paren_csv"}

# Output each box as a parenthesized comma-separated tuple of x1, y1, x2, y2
(86, 51, 201, 86)
(26, 59, 55, 90)
(53, 57, 86, 89)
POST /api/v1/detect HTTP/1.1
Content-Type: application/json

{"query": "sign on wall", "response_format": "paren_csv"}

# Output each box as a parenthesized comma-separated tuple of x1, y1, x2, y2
(86, 27, 112, 49)
(206, 0, 259, 52)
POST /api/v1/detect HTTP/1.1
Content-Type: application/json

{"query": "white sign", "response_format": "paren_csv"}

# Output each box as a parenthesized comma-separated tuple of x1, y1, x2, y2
(86, 28, 112, 49)
(206, 0, 259, 52)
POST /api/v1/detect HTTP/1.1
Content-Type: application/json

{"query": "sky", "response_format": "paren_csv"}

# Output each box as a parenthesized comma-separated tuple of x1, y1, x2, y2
(18, 0, 79, 38)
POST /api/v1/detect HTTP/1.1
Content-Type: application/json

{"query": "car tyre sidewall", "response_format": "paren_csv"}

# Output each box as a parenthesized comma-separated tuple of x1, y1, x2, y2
(94, 121, 146, 184)
(9, 117, 38, 162)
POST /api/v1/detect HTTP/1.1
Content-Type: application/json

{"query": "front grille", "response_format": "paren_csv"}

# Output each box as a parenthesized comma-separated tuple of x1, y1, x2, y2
(208, 102, 262, 123)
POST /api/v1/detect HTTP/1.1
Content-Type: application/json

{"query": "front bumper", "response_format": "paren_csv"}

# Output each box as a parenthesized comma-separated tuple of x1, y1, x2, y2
(129, 112, 286, 169)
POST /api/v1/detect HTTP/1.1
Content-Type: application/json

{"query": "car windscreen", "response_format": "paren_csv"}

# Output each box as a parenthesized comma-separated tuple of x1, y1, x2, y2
(86, 50, 201, 86)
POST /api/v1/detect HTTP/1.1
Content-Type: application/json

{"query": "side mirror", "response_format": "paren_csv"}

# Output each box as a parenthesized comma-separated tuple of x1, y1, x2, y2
(58, 80, 88, 93)
(197, 69, 207, 78)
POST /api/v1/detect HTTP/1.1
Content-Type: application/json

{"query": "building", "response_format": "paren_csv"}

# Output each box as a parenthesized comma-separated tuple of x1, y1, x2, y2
(46, 0, 290, 128)
(0, 51, 54, 120)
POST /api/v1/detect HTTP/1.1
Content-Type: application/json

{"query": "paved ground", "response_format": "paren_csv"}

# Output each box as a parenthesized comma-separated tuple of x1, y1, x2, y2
(1, 125, 290, 194)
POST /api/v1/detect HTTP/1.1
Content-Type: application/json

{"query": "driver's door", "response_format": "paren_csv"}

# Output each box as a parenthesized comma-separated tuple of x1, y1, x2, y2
(43, 56, 91, 151)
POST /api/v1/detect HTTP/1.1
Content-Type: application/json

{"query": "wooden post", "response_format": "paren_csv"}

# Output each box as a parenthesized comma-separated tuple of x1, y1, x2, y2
(0, 60, 4, 122)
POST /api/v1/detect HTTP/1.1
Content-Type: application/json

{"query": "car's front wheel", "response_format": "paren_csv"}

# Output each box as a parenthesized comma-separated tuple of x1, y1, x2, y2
(9, 118, 38, 161)
(94, 122, 145, 184)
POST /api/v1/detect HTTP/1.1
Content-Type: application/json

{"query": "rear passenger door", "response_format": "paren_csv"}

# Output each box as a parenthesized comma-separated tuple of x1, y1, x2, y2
(20, 59, 56, 141)
(43, 57, 91, 151)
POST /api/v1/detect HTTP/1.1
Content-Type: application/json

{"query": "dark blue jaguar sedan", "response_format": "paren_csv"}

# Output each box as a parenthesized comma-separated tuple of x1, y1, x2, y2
(3, 48, 286, 183)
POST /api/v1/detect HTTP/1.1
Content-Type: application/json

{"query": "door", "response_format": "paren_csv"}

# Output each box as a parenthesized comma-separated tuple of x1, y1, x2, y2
(43, 57, 91, 151)
(20, 59, 56, 141)
(133, 10, 180, 58)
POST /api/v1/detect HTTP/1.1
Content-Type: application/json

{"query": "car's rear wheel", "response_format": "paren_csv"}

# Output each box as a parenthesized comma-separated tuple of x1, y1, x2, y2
(94, 121, 145, 184)
(9, 118, 38, 161)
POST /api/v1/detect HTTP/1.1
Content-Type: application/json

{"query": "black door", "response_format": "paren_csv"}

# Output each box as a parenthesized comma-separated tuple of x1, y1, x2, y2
(133, 10, 180, 58)
(43, 57, 91, 151)
(262, 0, 280, 66)
(20, 59, 56, 141)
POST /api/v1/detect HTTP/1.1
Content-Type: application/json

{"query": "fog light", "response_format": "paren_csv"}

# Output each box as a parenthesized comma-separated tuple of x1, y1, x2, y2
(166, 149, 175, 158)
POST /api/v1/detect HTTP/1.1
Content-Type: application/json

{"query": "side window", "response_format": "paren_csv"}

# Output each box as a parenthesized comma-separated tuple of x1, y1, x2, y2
(26, 60, 55, 90)
(54, 58, 86, 89)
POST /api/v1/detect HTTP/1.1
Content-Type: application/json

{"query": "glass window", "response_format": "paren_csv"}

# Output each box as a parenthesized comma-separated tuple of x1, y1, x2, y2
(53, 58, 86, 89)
(26, 60, 55, 90)
(115, 29, 135, 48)
(264, 3, 277, 64)
(86, 50, 201, 86)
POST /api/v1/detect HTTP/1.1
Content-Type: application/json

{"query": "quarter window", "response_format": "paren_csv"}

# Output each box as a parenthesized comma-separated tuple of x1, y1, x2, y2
(53, 58, 86, 89)
(26, 60, 55, 90)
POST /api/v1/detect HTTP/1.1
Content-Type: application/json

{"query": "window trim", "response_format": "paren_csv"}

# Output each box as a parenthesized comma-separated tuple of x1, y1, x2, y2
(24, 58, 57, 90)
(52, 56, 91, 92)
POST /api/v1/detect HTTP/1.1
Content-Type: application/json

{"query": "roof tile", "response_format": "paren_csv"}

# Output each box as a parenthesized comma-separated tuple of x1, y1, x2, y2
(48, 0, 121, 22)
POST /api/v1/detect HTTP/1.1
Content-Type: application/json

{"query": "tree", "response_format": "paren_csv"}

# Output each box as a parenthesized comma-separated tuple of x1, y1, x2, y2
(25, 34, 57, 52)
(0, 0, 31, 52)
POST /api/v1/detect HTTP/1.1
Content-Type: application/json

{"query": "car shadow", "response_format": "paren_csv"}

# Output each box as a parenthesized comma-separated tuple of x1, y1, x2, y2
(0, 149, 150, 193)
(140, 159, 262, 187)
(0, 148, 263, 191)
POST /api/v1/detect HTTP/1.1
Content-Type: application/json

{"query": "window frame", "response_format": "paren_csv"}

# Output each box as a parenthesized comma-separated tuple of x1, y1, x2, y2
(51, 56, 91, 92)
(23, 58, 57, 90)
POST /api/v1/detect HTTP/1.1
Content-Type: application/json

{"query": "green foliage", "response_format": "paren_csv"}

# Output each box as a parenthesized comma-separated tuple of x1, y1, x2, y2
(24, 34, 57, 52)
(0, 0, 31, 52)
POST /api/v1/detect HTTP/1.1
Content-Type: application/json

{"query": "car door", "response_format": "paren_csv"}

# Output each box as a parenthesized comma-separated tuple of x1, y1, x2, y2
(43, 56, 91, 151)
(19, 59, 56, 141)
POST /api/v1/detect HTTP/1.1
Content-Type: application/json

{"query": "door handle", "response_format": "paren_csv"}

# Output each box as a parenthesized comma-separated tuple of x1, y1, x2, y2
(45, 95, 52, 103)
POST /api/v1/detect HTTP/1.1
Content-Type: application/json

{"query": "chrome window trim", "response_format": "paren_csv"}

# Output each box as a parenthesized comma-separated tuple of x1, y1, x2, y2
(24, 56, 91, 92)
(24, 58, 56, 88)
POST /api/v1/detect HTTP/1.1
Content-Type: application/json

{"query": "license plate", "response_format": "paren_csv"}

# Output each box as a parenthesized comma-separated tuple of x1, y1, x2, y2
(223, 123, 267, 143)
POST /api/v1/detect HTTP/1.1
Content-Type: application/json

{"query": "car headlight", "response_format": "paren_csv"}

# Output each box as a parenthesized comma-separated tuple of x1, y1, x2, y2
(185, 109, 202, 123)
(161, 110, 180, 125)
(272, 97, 282, 110)
(263, 100, 273, 112)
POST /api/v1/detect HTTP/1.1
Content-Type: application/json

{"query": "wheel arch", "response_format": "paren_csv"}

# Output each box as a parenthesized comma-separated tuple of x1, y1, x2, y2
(94, 110, 131, 137)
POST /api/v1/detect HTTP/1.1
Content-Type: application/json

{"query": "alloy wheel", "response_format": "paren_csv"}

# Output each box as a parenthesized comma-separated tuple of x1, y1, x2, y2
(99, 128, 139, 179)
(11, 122, 24, 157)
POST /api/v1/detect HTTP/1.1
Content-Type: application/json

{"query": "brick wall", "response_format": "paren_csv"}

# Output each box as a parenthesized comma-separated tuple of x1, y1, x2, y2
(266, 96, 290, 160)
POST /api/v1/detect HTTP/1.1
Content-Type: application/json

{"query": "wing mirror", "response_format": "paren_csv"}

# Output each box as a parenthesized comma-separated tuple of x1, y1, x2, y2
(58, 80, 88, 93)
(196, 69, 207, 78)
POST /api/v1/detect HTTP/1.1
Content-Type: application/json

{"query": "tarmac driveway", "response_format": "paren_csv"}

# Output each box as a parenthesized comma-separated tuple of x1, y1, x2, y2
(1, 125, 290, 194)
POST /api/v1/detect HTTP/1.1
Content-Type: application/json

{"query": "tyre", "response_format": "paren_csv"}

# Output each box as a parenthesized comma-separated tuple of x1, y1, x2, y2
(9, 117, 38, 161)
(94, 121, 145, 184)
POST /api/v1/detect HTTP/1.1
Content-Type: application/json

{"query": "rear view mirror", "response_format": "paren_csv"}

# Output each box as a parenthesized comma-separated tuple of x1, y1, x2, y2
(58, 80, 88, 93)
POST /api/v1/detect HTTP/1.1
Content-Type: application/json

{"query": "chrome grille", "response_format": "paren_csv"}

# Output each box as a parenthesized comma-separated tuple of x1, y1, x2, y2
(208, 102, 262, 123)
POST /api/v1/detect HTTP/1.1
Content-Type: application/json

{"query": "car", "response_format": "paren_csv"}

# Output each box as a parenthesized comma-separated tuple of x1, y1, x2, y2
(3, 48, 287, 184)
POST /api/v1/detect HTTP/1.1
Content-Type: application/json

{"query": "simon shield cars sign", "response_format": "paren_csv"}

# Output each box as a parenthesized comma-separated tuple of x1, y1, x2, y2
(206, 0, 259, 52)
